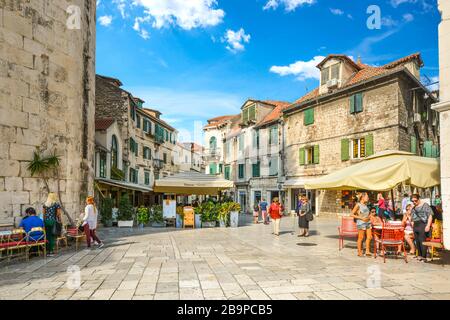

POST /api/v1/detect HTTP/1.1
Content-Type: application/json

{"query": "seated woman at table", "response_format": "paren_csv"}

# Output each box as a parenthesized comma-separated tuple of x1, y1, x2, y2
(402, 204, 415, 255)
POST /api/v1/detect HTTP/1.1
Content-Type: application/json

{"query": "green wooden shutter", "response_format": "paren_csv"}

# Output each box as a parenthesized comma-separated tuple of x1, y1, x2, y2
(424, 141, 432, 157)
(304, 108, 314, 125)
(431, 145, 438, 158)
(299, 148, 305, 165)
(249, 105, 256, 121)
(350, 95, 355, 114)
(313, 145, 320, 164)
(365, 134, 374, 157)
(341, 139, 350, 161)
(410, 136, 417, 154)
(225, 166, 230, 180)
(356, 93, 363, 112)
(209, 163, 217, 175)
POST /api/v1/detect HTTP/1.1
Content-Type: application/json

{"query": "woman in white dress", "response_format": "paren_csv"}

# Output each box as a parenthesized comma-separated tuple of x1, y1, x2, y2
(83, 196, 104, 249)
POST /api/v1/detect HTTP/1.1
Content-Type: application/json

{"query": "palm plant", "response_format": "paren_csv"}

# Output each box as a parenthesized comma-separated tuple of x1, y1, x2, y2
(27, 149, 75, 226)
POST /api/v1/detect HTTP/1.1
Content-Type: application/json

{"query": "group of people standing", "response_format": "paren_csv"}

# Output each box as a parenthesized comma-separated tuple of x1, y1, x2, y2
(351, 191, 440, 262)
(252, 195, 313, 237)
(18, 193, 103, 257)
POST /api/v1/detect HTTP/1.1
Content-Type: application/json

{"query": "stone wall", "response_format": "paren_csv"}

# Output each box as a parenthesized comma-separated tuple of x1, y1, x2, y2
(0, 0, 96, 223)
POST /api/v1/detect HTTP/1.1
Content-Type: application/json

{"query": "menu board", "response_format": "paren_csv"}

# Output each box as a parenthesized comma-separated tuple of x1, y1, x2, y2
(163, 199, 177, 219)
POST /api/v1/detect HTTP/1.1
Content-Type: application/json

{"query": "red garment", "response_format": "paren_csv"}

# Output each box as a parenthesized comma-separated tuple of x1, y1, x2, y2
(269, 203, 282, 219)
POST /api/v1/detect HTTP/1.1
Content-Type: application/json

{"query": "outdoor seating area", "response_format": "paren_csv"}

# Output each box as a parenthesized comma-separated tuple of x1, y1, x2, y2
(0, 227, 47, 262)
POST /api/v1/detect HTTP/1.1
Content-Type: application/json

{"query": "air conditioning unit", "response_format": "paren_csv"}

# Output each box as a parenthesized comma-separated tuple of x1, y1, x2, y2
(327, 78, 339, 88)
(413, 113, 421, 123)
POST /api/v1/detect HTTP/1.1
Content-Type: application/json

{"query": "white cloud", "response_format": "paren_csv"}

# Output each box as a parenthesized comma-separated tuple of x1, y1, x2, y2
(390, 0, 432, 11)
(96, 0, 101, 7)
(99, 15, 113, 26)
(269, 56, 325, 80)
(330, 8, 344, 15)
(133, 16, 151, 39)
(403, 13, 414, 22)
(381, 16, 399, 27)
(113, 0, 127, 18)
(263, 0, 316, 12)
(390, 0, 417, 7)
(131, 0, 225, 30)
(222, 28, 251, 53)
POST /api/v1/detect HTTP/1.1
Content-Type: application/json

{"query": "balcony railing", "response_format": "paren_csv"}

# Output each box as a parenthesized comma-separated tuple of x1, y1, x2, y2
(153, 159, 164, 169)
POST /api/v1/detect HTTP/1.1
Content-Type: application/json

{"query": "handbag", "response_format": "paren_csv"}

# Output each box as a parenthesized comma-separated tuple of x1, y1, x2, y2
(306, 212, 314, 222)
(53, 220, 62, 236)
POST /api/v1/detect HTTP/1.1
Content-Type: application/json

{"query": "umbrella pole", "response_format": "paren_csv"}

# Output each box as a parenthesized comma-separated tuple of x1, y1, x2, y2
(391, 189, 396, 220)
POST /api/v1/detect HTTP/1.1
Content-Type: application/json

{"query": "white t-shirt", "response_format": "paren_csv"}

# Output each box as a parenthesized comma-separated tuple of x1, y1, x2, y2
(83, 204, 98, 229)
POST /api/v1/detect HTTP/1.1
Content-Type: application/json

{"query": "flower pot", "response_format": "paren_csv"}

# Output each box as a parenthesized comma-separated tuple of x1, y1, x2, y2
(202, 221, 216, 228)
(195, 214, 202, 228)
(219, 219, 227, 228)
(151, 221, 166, 228)
(176, 214, 183, 228)
(230, 211, 239, 228)
(118, 220, 134, 228)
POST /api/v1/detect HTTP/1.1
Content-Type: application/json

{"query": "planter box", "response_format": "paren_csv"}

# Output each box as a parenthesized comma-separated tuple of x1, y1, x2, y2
(118, 220, 134, 228)
(202, 221, 216, 228)
(152, 221, 166, 228)
(195, 214, 202, 228)
(230, 211, 239, 228)
(219, 219, 227, 228)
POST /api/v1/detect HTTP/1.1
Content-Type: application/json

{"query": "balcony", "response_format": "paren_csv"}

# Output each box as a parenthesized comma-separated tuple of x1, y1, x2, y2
(153, 159, 164, 170)
(204, 149, 221, 161)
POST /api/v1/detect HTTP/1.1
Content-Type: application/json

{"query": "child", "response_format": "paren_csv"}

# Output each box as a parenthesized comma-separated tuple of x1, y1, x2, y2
(253, 203, 260, 224)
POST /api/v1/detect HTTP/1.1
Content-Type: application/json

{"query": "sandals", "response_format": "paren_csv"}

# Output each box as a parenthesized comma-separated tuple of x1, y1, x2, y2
(365, 253, 372, 257)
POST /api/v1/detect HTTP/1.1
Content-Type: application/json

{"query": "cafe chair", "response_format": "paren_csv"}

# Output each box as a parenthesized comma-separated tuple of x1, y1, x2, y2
(423, 221, 444, 261)
(26, 227, 47, 260)
(6, 229, 28, 261)
(338, 216, 358, 251)
(374, 225, 407, 263)
(66, 225, 86, 251)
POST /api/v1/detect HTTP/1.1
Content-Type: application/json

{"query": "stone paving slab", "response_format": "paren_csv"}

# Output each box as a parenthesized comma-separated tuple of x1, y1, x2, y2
(0, 216, 449, 300)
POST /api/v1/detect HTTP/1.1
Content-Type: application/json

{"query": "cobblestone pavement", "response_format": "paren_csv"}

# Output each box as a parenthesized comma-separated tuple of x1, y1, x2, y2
(1, 216, 450, 300)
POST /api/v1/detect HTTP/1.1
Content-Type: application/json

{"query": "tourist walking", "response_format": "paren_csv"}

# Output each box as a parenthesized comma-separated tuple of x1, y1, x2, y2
(402, 204, 416, 255)
(42, 193, 62, 257)
(298, 196, 312, 237)
(253, 202, 259, 224)
(351, 192, 372, 257)
(259, 198, 269, 224)
(82, 196, 104, 249)
(268, 197, 283, 236)
(411, 194, 433, 262)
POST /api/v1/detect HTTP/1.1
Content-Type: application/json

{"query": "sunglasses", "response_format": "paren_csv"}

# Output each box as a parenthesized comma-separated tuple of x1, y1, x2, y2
(412, 199, 419, 202)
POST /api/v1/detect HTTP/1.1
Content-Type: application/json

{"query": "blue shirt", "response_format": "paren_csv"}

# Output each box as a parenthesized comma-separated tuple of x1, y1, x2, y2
(19, 216, 44, 240)
(260, 201, 268, 211)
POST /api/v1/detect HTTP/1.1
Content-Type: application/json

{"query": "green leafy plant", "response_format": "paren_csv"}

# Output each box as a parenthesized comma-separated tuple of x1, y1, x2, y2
(150, 205, 164, 223)
(228, 202, 241, 212)
(200, 201, 219, 222)
(137, 206, 150, 225)
(100, 197, 114, 225)
(118, 194, 134, 221)
(176, 206, 184, 218)
(27, 149, 75, 226)
(218, 202, 230, 222)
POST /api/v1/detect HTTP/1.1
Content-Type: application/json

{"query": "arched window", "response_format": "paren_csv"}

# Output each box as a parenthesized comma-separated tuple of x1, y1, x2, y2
(209, 137, 217, 152)
(111, 135, 118, 169)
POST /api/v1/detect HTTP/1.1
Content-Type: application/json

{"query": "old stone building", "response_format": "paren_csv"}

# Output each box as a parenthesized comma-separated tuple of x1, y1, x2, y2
(283, 53, 440, 216)
(176, 142, 205, 173)
(204, 100, 290, 213)
(95, 75, 179, 207)
(432, 0, 449, 249)
(0, 1, 96, 224)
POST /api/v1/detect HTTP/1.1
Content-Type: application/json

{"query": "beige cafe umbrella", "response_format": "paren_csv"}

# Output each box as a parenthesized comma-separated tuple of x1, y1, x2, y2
(304, 150, 440, 191)
(154, 171, 234, 195)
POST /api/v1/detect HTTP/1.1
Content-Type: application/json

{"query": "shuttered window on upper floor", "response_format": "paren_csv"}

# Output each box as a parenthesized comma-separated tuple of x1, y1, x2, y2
(350, 93, 364, 114)
(304, 108, 314, 126)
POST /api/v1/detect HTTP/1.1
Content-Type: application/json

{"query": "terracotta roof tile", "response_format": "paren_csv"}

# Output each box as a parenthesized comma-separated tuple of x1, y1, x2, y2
(256, 100, 291, 127)
(383, 52, 422, 69)
(95, 118, 115, 130)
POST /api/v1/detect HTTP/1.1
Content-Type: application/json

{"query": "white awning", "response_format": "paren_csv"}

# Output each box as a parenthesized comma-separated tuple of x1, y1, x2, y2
(283, 177, 318, 188)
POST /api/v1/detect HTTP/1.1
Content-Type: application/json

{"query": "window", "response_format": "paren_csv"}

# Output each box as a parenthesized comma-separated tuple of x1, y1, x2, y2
(423, 141, 438, 158)
(252, 161, 260, 178)
(129, 138, 135, 155)
(209, 163, 217, 175)
(163, 153, 167, 164)
(143, 119, 151, 133)
(130, 105, 136, 121)
(239, 135, 244, 151)
(269, 156, 278, 176)
(238, 164, 245, 179)
(330, 64, 339, 80)
(342, 135, 373, 161)
(111, 135, 118, 169)
(410, 136, 417, 154)
(269, 126, 278, 145)
(350, 93, 363, 114)
(321, 67, 330, 84)
(224, 165, 231, 180)
(299, 145, 319, 165)
(99, 152, 107, 178)
(129, 168, 138, 184)
(242, 104, 257, 123)
(165, 130, 169, 142)
(143, 147, 152, 160)
(144, 171, 150, 185)
(225, 140, 231, 157)
(253, 130, 260, 149)
(209, 136, 217, 152)
(219, 164, 223, 174)
(304, 108, 314, 126)
(136, 114, 141, 129)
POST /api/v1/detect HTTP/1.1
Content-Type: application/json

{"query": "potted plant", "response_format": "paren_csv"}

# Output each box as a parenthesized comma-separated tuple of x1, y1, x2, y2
(194, 205, 202, 228)
(229, 202, 241, 228)
(136, 206, 150, 228)
(118, 194, 134, 227)
(176, 206, 184, 228)
(201, 201, 218, 228)
(150, 205, 166, 227)
(100, 197, 114, 227)
(218, 202, 230, 228)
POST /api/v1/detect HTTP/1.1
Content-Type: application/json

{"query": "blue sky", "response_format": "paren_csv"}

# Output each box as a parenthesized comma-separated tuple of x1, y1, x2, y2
(95, 0, 440, 142)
